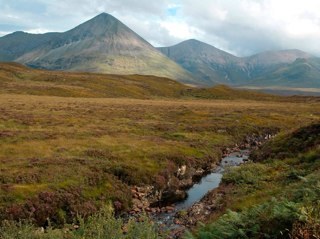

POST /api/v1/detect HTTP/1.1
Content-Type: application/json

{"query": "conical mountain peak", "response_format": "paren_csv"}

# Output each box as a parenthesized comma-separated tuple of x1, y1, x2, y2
(66, 12, 132, 38)
(0, 13, 195, 84)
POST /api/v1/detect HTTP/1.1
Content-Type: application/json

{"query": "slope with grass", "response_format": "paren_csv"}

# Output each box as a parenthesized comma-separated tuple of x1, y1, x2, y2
(0, 62, 281, 101)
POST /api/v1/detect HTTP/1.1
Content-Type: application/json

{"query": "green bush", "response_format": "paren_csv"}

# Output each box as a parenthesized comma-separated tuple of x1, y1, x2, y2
(0, 206, 161, 239)
(186, 199, 302, 239)
(222, 163, 270, 186)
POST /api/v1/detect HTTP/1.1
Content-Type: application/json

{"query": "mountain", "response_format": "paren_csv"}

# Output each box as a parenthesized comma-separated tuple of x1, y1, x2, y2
(1, 14, 318, 91)
(158, 40, 318, 89)
(0, 13, 195, 84)
(158, 39, 239, 85)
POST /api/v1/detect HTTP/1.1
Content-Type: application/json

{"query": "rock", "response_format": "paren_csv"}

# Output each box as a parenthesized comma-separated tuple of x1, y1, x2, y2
(174, 219, 182, 225)
(179, 178, 193, 188)
(171, 227, 186, 237)
(195, 168, 205, 176)
(166, 206, 175, 213)
(177, 165, 187, 177)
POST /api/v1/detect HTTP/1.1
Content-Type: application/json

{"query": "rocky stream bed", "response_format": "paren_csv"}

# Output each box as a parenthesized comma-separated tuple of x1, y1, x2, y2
(127, 134, 274, 238)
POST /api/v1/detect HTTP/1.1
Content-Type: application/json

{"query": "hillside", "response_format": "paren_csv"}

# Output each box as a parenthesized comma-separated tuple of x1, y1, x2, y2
(0, 62, 188, 99)
(0, 62, 280, 101)
(0, 13, 195, 85)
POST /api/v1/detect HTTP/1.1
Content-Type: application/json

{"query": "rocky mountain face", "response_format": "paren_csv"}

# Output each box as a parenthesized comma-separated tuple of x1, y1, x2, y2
(0, 13, 195, 84)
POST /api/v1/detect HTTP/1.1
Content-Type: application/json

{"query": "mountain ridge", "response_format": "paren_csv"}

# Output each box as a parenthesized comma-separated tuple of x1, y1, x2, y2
(0, 13, 319, 90)
(158, 39, 318, 88)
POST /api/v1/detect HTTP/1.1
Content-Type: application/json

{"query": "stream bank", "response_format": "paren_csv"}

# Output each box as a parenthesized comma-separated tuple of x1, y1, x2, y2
(127, 133, 274, 238)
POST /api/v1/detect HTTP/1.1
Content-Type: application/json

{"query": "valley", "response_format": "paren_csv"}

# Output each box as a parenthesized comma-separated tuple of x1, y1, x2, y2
(0, 11, 319, 239)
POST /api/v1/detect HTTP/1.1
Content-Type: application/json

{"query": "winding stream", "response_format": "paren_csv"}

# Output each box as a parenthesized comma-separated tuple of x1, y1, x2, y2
(154, 149, 250, 229)
(176, 149, 249, 210)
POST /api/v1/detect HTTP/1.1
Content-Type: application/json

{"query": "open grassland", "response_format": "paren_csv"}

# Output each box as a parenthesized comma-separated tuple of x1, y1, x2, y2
(1, 93, 319, 225)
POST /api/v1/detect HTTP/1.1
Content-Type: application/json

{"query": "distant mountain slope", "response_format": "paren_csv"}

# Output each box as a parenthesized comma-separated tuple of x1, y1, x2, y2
(245, 49, 313, 66)
(0, 13, 195, 84)
(158, 39, 241, 85)
(158, 40, 318, 88)
(246, 58, 320, 88)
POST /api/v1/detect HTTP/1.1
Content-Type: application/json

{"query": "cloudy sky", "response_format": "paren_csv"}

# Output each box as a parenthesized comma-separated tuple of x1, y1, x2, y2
(1, 0, 320, 56)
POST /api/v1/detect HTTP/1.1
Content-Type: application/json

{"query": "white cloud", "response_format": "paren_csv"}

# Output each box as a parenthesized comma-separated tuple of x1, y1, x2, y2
(160, 21, 203, 41)
(0, 31, 11, 37)
(179, 0, 320, 55)
(26, 28, 51, 34)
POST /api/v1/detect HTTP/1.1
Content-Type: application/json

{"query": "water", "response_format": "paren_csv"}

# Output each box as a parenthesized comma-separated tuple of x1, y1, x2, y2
(175, 150, 249, 210)
(175, 173, 222, 210)
(154, 150, 250, 226)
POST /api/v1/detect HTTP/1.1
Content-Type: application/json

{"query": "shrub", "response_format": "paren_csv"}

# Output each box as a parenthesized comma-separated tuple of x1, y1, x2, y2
(187, 199, 302, 239)
(0, 206, 161, 239)
(222, 163, 270, 187)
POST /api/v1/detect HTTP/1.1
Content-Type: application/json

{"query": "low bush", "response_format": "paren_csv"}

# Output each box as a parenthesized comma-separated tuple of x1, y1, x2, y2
(222, 163, 270, 187)
(0, 206, 161, 239)
(186, 199, 319, 239)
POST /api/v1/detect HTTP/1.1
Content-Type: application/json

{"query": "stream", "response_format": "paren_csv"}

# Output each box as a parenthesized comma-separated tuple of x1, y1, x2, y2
(153, 149, 250, 233)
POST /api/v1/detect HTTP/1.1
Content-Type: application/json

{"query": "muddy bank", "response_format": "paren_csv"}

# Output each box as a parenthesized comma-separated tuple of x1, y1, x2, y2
(128, 133, 274, 216)
(125, 133, 275, 238)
